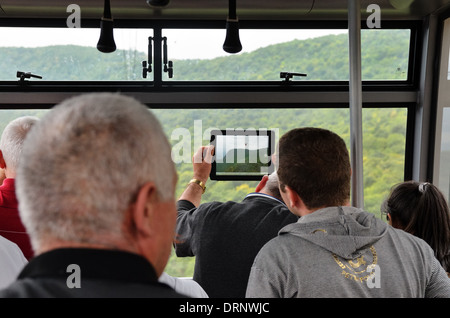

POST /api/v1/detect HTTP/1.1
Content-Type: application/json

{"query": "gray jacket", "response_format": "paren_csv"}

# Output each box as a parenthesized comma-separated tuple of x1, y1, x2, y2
(246, 206, 450, 298)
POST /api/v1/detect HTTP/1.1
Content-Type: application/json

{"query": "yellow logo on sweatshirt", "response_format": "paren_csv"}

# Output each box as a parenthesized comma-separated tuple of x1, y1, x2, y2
(348, 256, 366, 268)
(332, 246, 378, 283)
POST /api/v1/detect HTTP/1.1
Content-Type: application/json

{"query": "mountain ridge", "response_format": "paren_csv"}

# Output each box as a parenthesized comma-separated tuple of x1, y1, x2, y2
(0, 29, 410, 81)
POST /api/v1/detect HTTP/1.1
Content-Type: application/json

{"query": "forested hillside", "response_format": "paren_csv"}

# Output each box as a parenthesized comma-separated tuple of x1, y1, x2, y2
(0, 30, 410, 276)
(0, 29, 409, 81)
(172, 29, 409, 81)
(156, 107, 406, 218)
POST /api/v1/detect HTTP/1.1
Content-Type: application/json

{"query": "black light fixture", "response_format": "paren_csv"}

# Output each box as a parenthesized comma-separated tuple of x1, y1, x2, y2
(147, 0, 170, 7)
(223, 0, 242, 54)
(97, 0, 116, 53)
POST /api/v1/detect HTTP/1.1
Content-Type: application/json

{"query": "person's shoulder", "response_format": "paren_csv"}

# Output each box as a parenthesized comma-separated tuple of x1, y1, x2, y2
(177, 199, 234, 210)
(0, 278, 53, 298)
(176, 199, 196, 211)
(159, 273, 208, 298)
(385, 225, 436, 257)
(200, 199, 242, 212)
(0, 277, 189, 298)
(255, 229, 294, 254)
(386, 225, 425, 244)
(0, 235, 27, 263)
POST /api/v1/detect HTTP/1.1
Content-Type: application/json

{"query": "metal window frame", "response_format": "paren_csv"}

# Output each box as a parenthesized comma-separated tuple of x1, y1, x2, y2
(0, 19, 421, 92)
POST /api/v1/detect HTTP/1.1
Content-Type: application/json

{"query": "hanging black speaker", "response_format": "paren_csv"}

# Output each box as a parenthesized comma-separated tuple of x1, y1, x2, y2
(97, 0, 116, 53)
(147, 0, 170, 7)
(223, 0, 242, 54)
(223, 19, 242, 54)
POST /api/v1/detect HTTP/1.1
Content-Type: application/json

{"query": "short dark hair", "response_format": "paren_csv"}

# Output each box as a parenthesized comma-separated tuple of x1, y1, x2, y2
(385, 181, 450, 272)
(277, 127, 351, 209)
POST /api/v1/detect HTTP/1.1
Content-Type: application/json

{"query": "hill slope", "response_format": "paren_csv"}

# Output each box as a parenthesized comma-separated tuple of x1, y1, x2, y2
(0, 29, 410, 81)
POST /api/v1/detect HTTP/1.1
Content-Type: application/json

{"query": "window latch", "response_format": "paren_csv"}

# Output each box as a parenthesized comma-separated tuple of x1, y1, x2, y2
(17, 71, 42, 82)
(280, 72, 307, 82)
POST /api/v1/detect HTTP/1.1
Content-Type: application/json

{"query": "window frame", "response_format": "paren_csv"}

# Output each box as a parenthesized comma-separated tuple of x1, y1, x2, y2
(0, 19, 421, 92)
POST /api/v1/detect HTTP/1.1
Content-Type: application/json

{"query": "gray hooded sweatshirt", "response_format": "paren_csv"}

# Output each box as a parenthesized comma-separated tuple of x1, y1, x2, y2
(246, 206, 450, 298)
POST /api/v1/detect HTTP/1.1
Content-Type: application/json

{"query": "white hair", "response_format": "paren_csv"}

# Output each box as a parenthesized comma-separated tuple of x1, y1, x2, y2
(16, 93, 175, 251)
(0, 116, 39, 173)
(265, 171, 282, 201)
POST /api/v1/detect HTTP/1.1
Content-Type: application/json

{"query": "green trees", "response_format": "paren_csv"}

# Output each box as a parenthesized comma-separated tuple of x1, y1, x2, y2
(160, 107, 406, 276)
(0, 29, 410, 82)
(154, 107, 406, 216)
(0, 45, 144, 81)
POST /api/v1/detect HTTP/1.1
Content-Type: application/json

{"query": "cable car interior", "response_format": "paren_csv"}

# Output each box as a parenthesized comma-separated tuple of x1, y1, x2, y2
(1, 0, 450, 279)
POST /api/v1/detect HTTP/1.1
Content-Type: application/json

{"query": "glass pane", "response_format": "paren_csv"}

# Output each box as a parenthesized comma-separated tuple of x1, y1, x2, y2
(438, 108, 450, 201)
(162, 29, 345, 81)
(361, 29, 410, 80)
(163, 28, 410, 81)
(0, 106, 408, 277)
(0, 27, 152, 81)
(153, 107, 407, 276)
(152, 107, 407, 213)
(1, 27, 410, 82)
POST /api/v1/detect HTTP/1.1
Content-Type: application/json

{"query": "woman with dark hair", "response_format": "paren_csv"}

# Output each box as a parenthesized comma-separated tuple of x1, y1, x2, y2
(382, 181, 450, 277)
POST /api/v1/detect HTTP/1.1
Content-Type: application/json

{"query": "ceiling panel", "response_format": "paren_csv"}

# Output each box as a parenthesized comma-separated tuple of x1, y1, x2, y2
(0, 0, 449, 20)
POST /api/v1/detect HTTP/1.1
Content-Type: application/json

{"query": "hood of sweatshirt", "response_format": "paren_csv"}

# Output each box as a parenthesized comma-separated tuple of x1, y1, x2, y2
(279, 206, 388, 260)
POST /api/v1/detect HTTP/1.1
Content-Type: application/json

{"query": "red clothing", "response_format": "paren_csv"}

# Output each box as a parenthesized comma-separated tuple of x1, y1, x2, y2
(0, 178, 33, 260)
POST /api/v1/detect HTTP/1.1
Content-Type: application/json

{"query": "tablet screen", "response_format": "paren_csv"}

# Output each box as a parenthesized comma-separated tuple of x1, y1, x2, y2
(210, 129, 275, 180)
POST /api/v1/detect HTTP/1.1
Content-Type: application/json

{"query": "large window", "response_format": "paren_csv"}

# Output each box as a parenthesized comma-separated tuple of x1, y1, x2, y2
(0, 27, 153, 81)
(0, 23, 413, 278)
(152, 107, 408, 277)
(151, 107, 407, 214)
(0, 106, 408, 277)
(163, 28, 411, 81)
(0, 27, 411, 82)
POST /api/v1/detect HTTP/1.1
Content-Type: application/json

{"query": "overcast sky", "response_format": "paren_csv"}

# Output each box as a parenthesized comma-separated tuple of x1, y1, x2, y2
(1, 27, 346, 60)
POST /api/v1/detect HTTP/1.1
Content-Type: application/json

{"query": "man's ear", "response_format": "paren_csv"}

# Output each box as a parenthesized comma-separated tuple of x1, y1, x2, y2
(255, 175, 269, 193)
(283, 185, 309, 216)
(0, 150, 6, 169)
(283, 185, 299, 207)
(131, 182, 157, 238)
